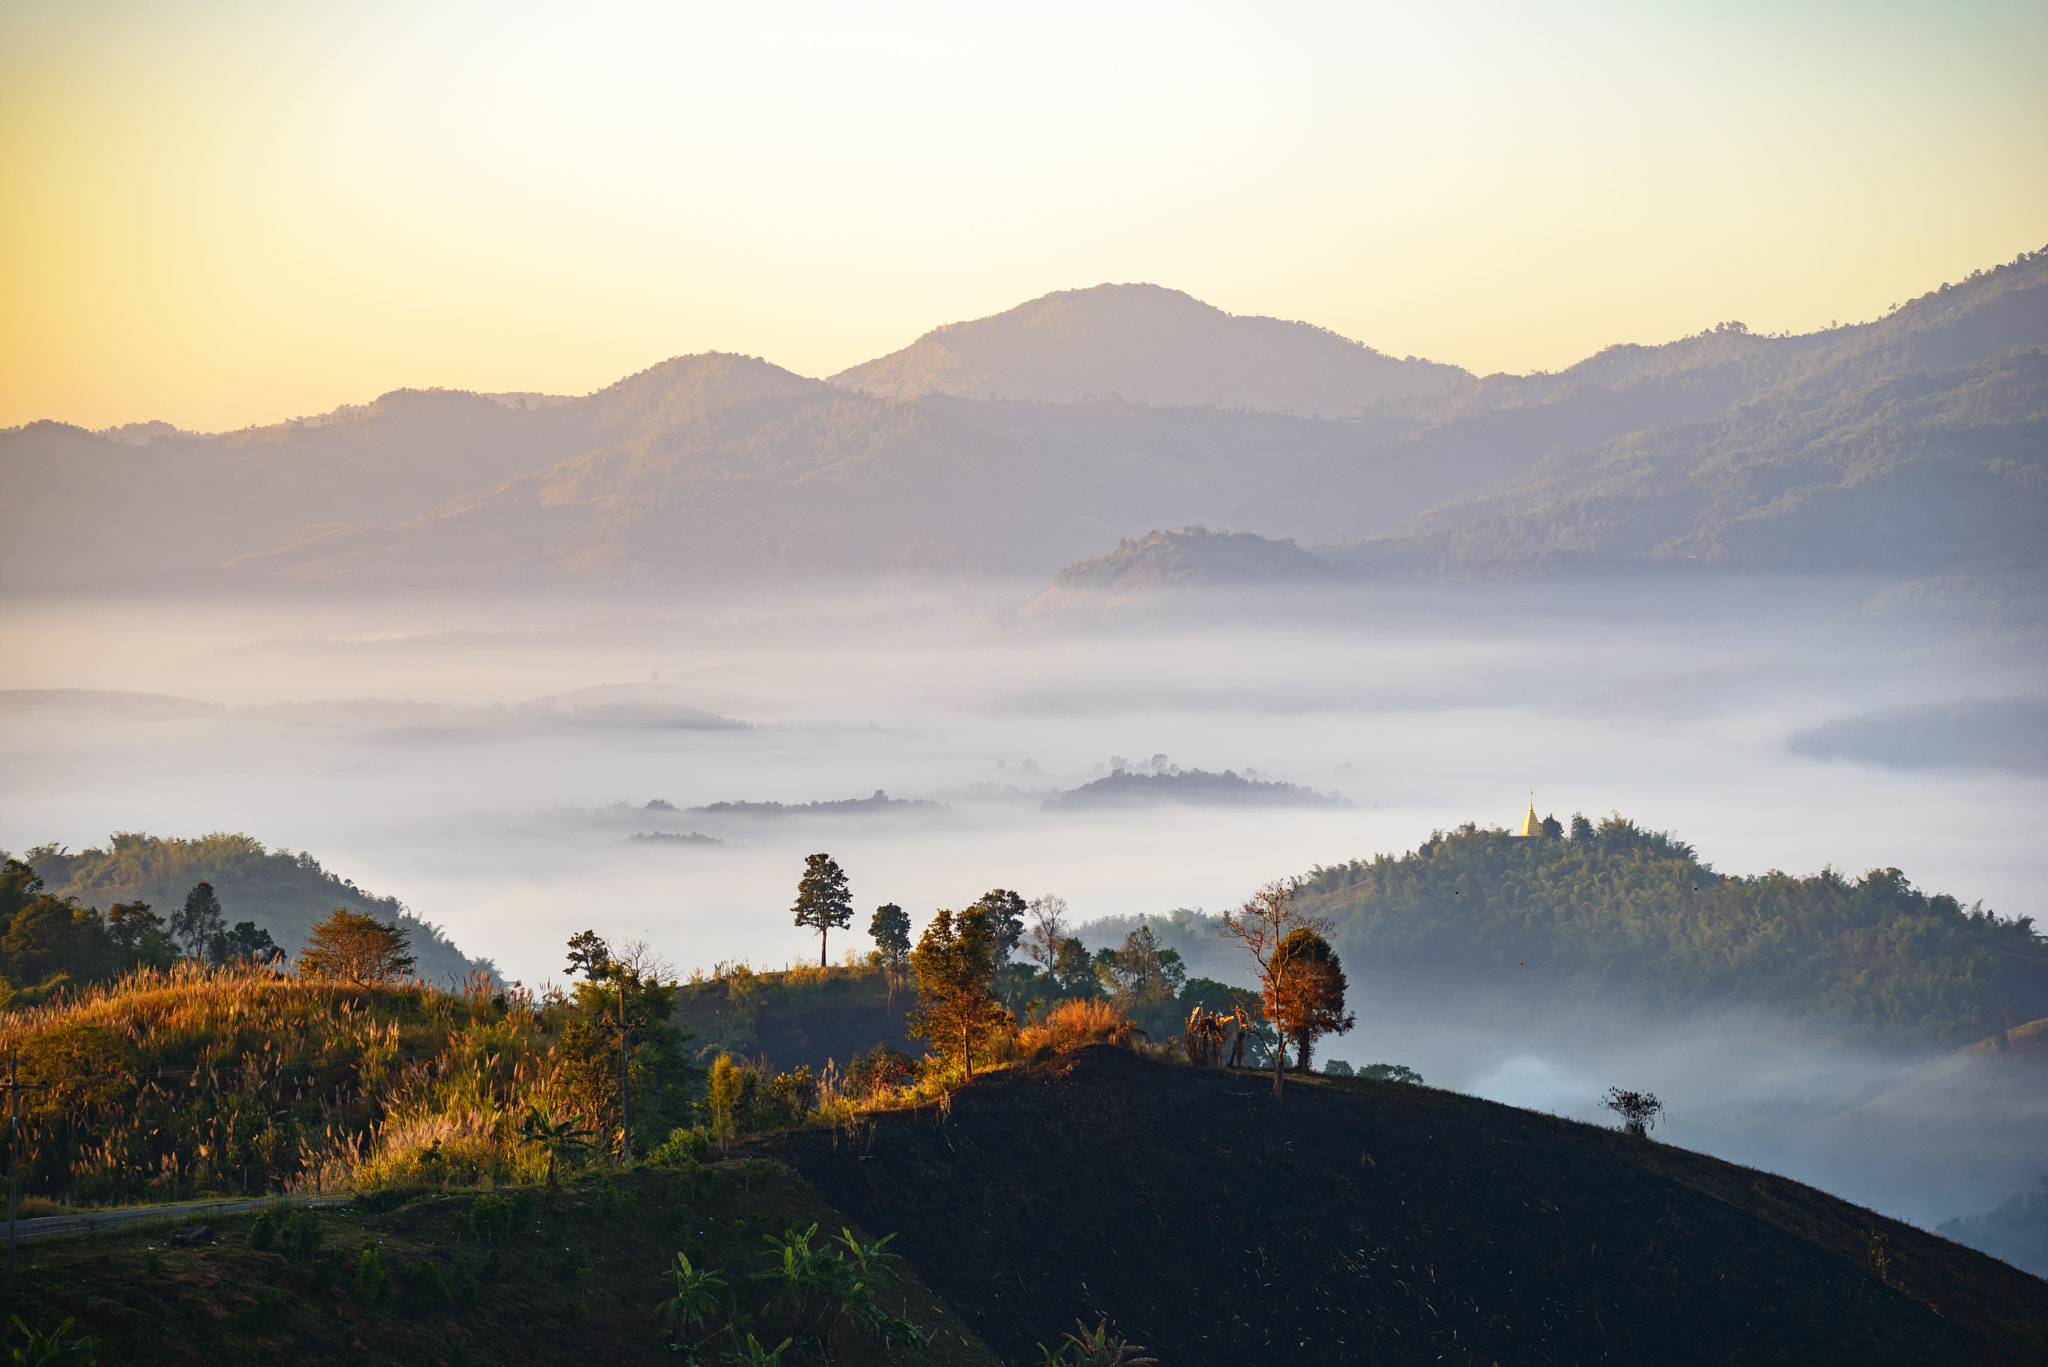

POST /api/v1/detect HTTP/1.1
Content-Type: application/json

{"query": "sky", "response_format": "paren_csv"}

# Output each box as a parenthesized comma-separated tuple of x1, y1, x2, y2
(3, 0, 2044, 432)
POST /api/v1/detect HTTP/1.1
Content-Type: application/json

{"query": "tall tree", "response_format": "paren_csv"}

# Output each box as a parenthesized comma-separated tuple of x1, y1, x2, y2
(565, 929, 613, 979)
(791, 854, 853, 967)
(969, 889, 1028, 965)
(1051, 937, 1095, 996)
(1268, 928, 1354, 1072)
(171, 881, 225, 961)
(1219, 879, 1332, 1099)
(296, 908, 416, 985)
(869, 904, 911, 989)
(907, 907, 1012, 1081)
(1024, 894, 1070, 974)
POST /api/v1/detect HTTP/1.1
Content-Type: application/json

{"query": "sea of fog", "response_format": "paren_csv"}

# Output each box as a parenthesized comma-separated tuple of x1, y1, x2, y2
(1, 573, 2043, 1229)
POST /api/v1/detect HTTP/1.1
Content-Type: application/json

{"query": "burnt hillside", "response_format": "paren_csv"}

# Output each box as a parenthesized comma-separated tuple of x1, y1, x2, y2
(765, 1047, 2048, 1366)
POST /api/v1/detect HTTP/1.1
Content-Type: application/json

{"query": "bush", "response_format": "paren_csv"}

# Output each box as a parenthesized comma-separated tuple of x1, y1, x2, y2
(282, 1207, 324, 1263)
(469, 1192, 514, 1244)
(1016, 998, 1139, 1055)
(648, 1124, 713, 1168)
(1322, 1060, 1353, 1076)
(847, 1044, 918, 1096)
(247, 1206, 283, 1250)
(355, 1244, 392, 1303)
(1359, 1063, 1423, 1085)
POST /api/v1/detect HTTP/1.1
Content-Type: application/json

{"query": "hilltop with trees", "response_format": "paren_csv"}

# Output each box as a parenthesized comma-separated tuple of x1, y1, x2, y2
(16, 832, 491, 985)
(1282, 814, 2048, 1043)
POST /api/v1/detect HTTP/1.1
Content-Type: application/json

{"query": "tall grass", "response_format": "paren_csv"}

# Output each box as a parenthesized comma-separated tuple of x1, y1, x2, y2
(0, 963, 577, 1203)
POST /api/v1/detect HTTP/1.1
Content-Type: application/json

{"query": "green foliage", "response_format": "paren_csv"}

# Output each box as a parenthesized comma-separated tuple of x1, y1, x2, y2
(725, 1333, 793, 1367)
(847, 1043, 917, 1096)
(656, 1251, 729, 1357)
(1293, 816, 2048, 1042)
(469, 1193, 515, 1244)
(791, 853, 854, 967)
(1357, 1063, 1424, 1085)
(648, 1124, 713, 1168)
(282, 1207, 325, 1261)
(355, 1243, 393, 1303)
(868, 904, 911, 982)
(0, 859, 173, 1001)
(5, 1315, 97, 1367)
(25, 832, 488, 981)
(517, 1108, 595, 1203)
(247, 1205, 282, 1251)
(1036, 1320, 1156, 1366)
(907, 908, 1012, 1080)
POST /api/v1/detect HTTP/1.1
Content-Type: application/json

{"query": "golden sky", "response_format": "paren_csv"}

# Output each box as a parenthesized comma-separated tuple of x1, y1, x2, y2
(3, 0, 2044, 431)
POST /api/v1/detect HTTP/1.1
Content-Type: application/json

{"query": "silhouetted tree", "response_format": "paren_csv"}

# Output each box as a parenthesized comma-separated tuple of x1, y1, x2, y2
(970, 889, 1028, 964)
(1540, 813, 1564, 839)
(869, 904, 911, 988)
(907, 907, 1012, 1081)
(1569, 812, 1595, 842)
(208, 920, 281, 968)
(171, 881, 225, 961)
(105, 901, 163, 951)
(297, 908, 416, 985)
(1601, 1087, 1663, 1137)
(792, 854, 853, 967)
(1051, 937, 1095, 996)
(1025, 893, 1070, 973)
(565, 928, 612, 978)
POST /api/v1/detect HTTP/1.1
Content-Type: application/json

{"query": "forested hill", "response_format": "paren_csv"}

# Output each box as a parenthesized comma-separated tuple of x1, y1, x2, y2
(22, 832, 488, 983)
(1290, 817, 2047, 1044)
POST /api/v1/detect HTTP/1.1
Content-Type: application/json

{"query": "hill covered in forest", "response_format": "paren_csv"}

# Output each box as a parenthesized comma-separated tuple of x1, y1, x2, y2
(1286, 815, 2048, 1043)
(17, 832, 488, 984)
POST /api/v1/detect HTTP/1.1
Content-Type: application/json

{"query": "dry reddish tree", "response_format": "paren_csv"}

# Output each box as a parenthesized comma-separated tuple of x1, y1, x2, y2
(1268, 928, 1355, 1073)
(1219, 880, 1333, 1099)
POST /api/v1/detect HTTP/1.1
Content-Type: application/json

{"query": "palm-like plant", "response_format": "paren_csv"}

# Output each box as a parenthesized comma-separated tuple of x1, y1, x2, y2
(516, 1106, 595, 1205)
(655, 1252, 729, 1361)
(7, 1315, 97, 1367)
(1039, 1320, 1157, 1367)
(723, 1333, 792, 1367)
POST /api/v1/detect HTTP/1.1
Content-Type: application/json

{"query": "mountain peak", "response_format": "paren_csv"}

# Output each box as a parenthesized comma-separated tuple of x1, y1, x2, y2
(832, 284, 1468, 415)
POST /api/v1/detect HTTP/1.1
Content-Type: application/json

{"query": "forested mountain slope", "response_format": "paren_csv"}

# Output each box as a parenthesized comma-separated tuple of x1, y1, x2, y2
(1290, 817, 2048, 1043)
(1337, 246, 2048, 573)
(23, 832, 487, 982)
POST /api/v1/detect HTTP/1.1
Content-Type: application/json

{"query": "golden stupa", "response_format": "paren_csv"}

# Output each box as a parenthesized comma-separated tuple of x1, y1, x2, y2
(1515, 791, 1542, 837)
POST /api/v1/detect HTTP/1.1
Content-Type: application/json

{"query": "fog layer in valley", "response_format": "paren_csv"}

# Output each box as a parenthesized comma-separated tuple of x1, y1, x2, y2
(2, 573, 2043, 1229)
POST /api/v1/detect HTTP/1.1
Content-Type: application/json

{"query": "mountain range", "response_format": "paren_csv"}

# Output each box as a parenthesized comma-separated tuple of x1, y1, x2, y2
(4, 249, 2042, 589)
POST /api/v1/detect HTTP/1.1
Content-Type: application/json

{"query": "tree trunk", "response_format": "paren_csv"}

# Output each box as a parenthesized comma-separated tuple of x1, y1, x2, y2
(820, 928, 828, 968)
(1271, 1028, 1285, 1099)
(961, 1020, 973, 1081)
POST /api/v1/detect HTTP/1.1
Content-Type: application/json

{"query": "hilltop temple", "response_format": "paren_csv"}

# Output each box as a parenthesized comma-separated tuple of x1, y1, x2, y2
(1515, 792, 1543, 837)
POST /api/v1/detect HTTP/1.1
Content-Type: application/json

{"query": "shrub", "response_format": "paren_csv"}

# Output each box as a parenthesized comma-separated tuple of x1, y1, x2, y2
(282, 1207, 323, 1263)
(355, 1244, 392, 1303)
(648, 1124, 713, 1168)
(1602, 1087, 1663, 1137)
(1359, 1063, 1423, 1085)
(247, 1206, 283, 1251)
(1016, 998, 1139, 1055)
(847, 1043, 918, 1096)
(1322, 1059, 1353, 1076)
(469, 1193, 514, 1244)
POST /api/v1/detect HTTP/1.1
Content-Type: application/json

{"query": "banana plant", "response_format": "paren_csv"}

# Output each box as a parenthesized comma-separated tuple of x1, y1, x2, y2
(722, 1333, 792, 1367)
(656, 1251, 729, 1360)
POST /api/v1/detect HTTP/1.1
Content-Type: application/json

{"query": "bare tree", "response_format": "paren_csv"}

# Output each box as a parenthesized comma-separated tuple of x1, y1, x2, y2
(1218, 880, 1330, 1100)
(1025, 894, 1070, 975)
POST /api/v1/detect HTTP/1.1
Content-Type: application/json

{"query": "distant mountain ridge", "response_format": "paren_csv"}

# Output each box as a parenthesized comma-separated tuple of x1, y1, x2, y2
(5, 250, 2042, 587)
(829, 282, 1468, 414)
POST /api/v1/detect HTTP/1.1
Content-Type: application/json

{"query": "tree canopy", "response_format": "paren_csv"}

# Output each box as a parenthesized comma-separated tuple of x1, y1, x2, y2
(297, 908, 417, 986)
(906, 907, 1012, 1081)
(792, 853, 854, 967)
(1291, 815, 2048, 1042)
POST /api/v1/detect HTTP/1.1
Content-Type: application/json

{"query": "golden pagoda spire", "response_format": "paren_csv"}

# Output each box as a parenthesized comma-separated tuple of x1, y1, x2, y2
(1516, 790, 1542, 837)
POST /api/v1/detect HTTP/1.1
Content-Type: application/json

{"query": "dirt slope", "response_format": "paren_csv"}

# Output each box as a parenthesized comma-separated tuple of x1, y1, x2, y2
(765, 1046, 2048, 1366)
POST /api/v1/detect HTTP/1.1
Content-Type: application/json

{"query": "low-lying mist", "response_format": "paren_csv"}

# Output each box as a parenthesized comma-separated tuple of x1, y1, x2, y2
(2, 572, 2042, 1231)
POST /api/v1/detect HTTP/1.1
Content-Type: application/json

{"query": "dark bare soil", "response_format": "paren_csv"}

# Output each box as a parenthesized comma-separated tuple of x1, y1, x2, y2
(1, 1165, 1000, 1367)
(765, 1046, 2048, 1367)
